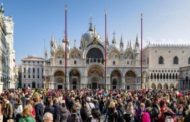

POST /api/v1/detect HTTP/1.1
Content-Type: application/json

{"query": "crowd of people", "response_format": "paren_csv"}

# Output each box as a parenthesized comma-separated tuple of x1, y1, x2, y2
(0, 88, 190, 122)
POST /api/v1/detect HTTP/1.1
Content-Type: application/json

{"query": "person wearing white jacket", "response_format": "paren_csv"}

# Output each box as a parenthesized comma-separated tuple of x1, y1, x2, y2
(15, 98, 23, 122)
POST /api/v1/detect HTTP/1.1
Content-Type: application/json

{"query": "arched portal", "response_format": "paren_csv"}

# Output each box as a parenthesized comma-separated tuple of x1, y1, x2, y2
(170, 84, 175, 89)
(125, 70, 136, 90)
(157, 83, 162, 89)
(69, 69, 80, 90)
(110, 70, 121, 89)
(86, 48, 104, 64)
(88, 65, 104, 89)
(54, 70, 65, 89)
(151, 83, 156, 89)
(164, 83, 168, 90)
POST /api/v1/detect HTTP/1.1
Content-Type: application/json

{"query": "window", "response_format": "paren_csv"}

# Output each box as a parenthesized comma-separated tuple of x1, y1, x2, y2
(33, 75, 35, 78)
(24, 68, 26, 73)
(33, 68, 35, 73)
(113, 61, 115, 65)
(28, 75, 30, 78)
(173, 56, 179, 64)
(158, 56, 164, 64)
(28, 68, 30, 74)
(151, 74, 153, 79)
(59, 60, 62, 65)
(188, 57, 190, 64)
(74, 60, 77, 64)
(24, 75, 26, 78)
(38, 75, 39, 78)
(37, 68, 39, 74)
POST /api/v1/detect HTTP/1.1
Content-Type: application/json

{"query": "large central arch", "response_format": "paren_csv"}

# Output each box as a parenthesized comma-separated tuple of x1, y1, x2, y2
(86, 48, 104, 64)
(88, 65, 104, 89)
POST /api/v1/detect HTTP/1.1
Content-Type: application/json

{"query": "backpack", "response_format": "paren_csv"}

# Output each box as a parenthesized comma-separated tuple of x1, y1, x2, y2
(116, 108, 125, 122)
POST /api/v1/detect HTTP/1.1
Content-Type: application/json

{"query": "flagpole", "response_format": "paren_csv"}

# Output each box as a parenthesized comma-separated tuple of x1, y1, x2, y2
(141, 13, 143, 89)
(104, 10, 107, 90)
(64, 5, 68, 90)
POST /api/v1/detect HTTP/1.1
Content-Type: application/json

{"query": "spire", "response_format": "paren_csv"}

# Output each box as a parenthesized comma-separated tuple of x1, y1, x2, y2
(120, 35, 124, 49)
(0, 3, 4, 14)
(112, 32, 116, 44)
(74, 40, 76, 47)
(89, 17, 93, 31)
(129, 40, 132, 49)
(135, 34, 139, 48)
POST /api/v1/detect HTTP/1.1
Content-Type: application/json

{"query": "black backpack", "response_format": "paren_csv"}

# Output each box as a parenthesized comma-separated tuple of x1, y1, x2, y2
(116, 108, 125, 122)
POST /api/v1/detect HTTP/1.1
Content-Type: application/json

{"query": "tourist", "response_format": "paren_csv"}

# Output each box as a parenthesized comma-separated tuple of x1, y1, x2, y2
(19, 104, 35, 122)
(43, 112, 53, 122)
(33, 93, 44, 122)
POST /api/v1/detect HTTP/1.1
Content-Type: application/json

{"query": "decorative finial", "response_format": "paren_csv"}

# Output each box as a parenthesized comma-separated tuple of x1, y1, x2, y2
(0, 3, 4, 14)
(74, 40, 76, 47)
(120, 35, 124, 49)
(112, 32, 116, 44)
(89, 16, 93, 31)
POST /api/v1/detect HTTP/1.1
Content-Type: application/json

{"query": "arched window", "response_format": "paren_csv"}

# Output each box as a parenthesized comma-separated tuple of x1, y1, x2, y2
(158, 56, 164, 64)
(163, 74, 165, 79)
(166, 74, 168, 79)
(157, 74, 159, 80)
(173, 56, 179, 64)
(151, 73, 153, 79)
(160, 74, 162, 79)
(176, 73, 178, 79)
(154, 74, 156, 79)
(188, 57, 190, 64)
(173, 74, 175, 79)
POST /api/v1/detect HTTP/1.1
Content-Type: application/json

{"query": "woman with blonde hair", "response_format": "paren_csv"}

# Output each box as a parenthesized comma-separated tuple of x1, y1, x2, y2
(19, 104, 35, 122)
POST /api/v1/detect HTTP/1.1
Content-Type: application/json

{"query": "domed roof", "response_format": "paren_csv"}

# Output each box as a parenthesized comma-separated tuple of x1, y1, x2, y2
(80, 20, 101, 49)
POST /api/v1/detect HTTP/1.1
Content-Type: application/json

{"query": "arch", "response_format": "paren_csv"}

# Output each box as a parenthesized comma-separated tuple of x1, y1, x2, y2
(55, 49, 64, 58)
(125, 70, 136, 90)
(69, 69, 80, 90)
(170, 84, 175, 89)
(173, 56, 179, 64)
(157, 83, 162, 89)
(88, 65, 104, 89)
(163, 83, 168, 90)
(86, 48, 104, 64)
(69, 48, 81, 59)
(172, 74, 175, 79)
(188, 57, 190, 64)
(151, 73, 153, 79)
(154, 73, 156, 79)
(109, 48, 120, 59)
(151, 83, 156, 89)
(158, 56, 164, 64)
(160, 74, 162, 80)
(163, 74, 165, 80)
(169, 74, 172, 79)
(110, 70, 122, 89)
(157, 74, 159, 80)
(175, 73, 178, 79)
(54, 70, 65, 89)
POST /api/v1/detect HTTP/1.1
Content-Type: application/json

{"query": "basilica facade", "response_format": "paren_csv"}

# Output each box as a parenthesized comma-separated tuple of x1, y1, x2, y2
(43, 20, 190, 90)
(43, 22, 147, 90)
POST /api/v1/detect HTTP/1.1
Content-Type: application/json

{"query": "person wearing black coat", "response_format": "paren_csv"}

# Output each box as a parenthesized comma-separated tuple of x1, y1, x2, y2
(53, 98, 62, 122)
(33, 94, 44, 122)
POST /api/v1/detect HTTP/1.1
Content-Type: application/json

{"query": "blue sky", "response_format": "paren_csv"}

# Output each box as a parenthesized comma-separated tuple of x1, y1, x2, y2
(1, 0, 190, 64)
